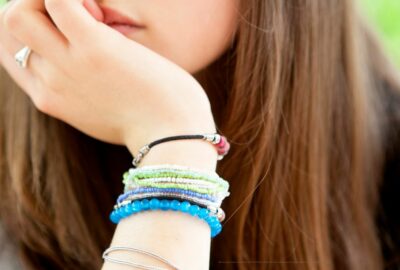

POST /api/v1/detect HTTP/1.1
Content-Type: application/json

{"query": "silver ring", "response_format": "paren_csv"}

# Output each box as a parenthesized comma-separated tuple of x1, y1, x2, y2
(14, 45, 32, 69)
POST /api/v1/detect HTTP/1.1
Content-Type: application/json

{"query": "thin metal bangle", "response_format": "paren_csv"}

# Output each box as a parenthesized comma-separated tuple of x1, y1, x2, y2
(103, 246, 181, 270)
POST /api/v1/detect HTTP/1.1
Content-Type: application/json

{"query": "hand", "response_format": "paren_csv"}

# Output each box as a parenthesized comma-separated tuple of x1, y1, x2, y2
(0, 0, 216, 154)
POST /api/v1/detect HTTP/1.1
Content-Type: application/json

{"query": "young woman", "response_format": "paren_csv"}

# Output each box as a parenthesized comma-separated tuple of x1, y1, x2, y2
(0, 0, 399, 269)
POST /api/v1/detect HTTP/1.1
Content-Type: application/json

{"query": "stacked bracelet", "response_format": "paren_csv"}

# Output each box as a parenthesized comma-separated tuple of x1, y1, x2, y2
(104, 132, 231, 269)
(123, 165, 229, 197)
(109, 133, 230, 239)
(110, 198, 223, 238)
(114, 192, 226, 222)
(110, 164, 230, 238)
(122, 164, 229, 203)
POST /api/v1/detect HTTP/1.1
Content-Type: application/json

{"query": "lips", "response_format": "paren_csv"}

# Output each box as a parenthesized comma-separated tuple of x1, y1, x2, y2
(100, 6, 144, 28)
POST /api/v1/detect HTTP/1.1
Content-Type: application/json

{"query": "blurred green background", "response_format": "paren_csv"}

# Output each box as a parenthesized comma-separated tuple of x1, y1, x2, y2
(0, 0, 399, 67)
(362, 0, 400, 68)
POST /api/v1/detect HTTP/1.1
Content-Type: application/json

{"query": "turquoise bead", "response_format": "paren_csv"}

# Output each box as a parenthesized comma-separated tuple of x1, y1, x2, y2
(108, 198, 224, 238)
(149, 198, 160, 209)
(211, 223, 221, 233)
(211, 230, 218, 238)
(188, 205, 200, 216)
(160, 199, 170, 210)
(110, 211, 119, 224)
(140, 199, 150, 210)
(180, 201, 191, 212)
(131, 201, 141, 213)
(203, 215, 213, 224)
(115, 208, 123, 219)
(170, 199, 181, 210)
(210, 223, 220, 231)
(212, 223, 222, 231)
(122, 205, 131, 217)
(211, 224, 222, 238)
(208, 216, 219, 226)
(198, 208, 210, 219)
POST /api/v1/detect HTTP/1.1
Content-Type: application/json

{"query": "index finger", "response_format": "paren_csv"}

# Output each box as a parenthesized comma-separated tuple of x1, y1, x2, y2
(3, 0, 69, 66)
(44, 0, 108, 47)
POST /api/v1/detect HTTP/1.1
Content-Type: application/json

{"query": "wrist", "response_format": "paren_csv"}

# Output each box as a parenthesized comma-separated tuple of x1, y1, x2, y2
(125, 123, 219, 172)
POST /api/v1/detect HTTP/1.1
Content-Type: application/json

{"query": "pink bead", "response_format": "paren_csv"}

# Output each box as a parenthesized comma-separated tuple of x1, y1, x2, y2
(216, 136, 227, 147)
(217, 140, 230, 155)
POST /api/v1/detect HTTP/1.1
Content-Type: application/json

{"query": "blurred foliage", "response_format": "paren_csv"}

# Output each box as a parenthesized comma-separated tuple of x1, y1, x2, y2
(0, 0, 399, 66)
(361, 0, 400, 68)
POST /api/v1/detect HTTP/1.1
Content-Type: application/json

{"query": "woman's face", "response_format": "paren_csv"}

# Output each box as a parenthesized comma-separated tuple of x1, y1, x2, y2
(99, 0, 240, 75)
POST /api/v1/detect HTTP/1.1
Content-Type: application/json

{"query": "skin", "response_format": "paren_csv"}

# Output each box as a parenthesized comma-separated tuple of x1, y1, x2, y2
(0, 0, 239, 268)
(97, 0, 240, 74)
(0, 0, 240, 153)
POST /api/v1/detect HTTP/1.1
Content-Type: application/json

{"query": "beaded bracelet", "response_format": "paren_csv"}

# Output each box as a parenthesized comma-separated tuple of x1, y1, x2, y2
(121, 164, 230, 212)
(118, 187, 220, 204)
(123, 170, 229, 189)
(117, 192, 219, 210)
(123, 165, 229, 189)
(110, 198, 223, 238)
(112, 196, 225, 226)
(128, 177, 219, 189)
(115, 198, 226, 223)
(124, 181, 229, 198)
(115, 193, 226, 222)
(120, 185, 228, 210)
(125, 177, 223, 192)
(131, 133, 230, 167)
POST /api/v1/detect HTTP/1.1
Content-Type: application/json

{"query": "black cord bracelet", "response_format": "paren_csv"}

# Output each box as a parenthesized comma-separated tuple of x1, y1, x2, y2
(131, 133, 230, 168)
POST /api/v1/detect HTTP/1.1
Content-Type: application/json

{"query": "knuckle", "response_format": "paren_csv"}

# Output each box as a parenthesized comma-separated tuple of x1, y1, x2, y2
(3, 6, 22, 32)
(31, 78, 58, 115)
(31, 92, 51, 114)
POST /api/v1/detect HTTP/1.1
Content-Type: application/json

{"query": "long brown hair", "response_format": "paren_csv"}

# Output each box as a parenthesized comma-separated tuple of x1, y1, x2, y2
(1, 0, 400, 269)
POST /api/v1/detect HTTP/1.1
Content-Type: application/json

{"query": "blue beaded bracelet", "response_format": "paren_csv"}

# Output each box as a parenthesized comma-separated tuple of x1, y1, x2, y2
(117, 187, 219, 204)
(109, 198, 223, 238)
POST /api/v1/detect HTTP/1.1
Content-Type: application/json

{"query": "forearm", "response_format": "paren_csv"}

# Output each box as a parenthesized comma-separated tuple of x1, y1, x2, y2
(101, 129, 219, 270)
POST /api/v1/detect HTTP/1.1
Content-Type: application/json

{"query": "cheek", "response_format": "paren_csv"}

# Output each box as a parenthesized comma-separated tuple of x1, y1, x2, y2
(144, 0, 239, 74)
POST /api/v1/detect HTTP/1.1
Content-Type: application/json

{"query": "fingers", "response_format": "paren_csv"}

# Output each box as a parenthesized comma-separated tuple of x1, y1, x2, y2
(0, 40, 41, 98)
(0, 10, 58, 113)
(0, 38, 63, 118)
(43, 0, 107, 46)
(2, 0, 69, 67)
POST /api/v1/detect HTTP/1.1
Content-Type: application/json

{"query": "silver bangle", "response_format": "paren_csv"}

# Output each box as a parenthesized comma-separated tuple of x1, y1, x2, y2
(103, 246, 181, 270)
